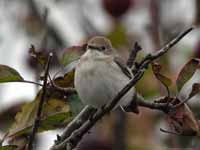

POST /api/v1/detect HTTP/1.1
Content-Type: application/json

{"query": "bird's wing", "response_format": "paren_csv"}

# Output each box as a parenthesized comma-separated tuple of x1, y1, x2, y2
(114, 57, 132, 79)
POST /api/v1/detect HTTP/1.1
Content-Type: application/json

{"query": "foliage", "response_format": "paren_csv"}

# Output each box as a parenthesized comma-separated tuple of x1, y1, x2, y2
(0, 65, 23, 83)
(0, 26, 198, 149)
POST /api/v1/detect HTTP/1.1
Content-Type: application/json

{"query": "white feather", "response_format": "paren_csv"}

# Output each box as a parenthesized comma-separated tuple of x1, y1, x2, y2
(74, 49, 135, 108)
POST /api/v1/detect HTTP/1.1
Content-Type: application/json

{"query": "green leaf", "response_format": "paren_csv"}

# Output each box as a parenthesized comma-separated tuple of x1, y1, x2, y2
(151, 62, 172, 87)
(0, 145, 17, 150)
(8, 95, 72, 137)
(176, 58, 200, 92)
(0, 65, 24, 83)
(61, 46, 83, 66)
(54, 70, 75, 88)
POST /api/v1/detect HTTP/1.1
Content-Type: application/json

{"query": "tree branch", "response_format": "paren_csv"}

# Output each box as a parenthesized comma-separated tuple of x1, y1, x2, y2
(137, 96, 171, 113)
(55, 106, 96, 144)
(126, 42, 142, 68)
(139, 27, 194, 66)
(49, 27, 194, 150)
(27, 53, 53, 150)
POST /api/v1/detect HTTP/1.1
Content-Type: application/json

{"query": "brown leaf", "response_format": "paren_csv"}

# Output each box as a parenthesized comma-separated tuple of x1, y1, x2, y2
(176, 58, 200, 92)
(183, 104, 199, 132)
(166, 98, 199, 134)
(151, 62, 172, 87)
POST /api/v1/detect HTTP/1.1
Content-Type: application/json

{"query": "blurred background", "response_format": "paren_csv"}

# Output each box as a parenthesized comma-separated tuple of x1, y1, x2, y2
(0, 0, 200, 149)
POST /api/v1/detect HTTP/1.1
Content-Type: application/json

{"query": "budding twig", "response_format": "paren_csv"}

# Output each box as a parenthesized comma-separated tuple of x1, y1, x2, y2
(27, 52, 53, 150)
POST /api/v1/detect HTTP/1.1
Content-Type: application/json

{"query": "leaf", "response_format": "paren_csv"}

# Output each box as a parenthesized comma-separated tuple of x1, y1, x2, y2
(0, 65, 24, 83)
(61, 46, 84, 66)
(188, 83, 200, 99)
(0, 102, 25, 132)
(176, 58, 200, 92)
(8, 94, 72, 137)
(54, 70, 75, 88)
(183, 104, 199, 132)
(166, 98, 199, 134)
(151, 62, 172, 87)
(0, 145, 17, 150)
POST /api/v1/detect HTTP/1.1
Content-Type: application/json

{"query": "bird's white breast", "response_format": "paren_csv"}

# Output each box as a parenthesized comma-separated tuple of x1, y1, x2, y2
(74, 50, 134, 108)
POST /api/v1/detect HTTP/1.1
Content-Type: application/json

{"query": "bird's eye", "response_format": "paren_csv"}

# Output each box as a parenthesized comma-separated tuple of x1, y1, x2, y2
(101, 46, 106, 51)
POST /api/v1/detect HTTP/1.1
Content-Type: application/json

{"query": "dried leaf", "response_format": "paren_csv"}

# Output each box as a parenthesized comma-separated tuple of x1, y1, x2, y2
(176, 58, 200, 92)
(167, 98, 199, 134)
(151, 62, 172, 87)
(0, 65, 24, 83)
(183, 104, 199, 132)
(188, 83, 200, 99)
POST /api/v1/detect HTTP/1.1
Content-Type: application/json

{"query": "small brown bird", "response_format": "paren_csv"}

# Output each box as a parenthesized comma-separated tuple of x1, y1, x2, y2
(74, 36, 136, 109)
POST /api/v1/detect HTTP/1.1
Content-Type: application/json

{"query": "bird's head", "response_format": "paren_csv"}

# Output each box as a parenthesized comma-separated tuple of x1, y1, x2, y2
(87, 36, 113, 55)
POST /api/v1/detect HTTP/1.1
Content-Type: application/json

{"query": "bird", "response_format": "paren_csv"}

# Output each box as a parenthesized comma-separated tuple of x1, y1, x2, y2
(74, 36, 137, 110)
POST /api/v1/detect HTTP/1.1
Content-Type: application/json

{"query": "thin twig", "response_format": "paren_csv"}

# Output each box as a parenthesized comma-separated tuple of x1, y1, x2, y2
(27, 53, 53, 150)
(126, 42, 142, 68)
(50, 27, 194, 150)
(138, 27, 194, 66)
(150, 27, 194, 59)
(137, 97, 171, 113)
(173, 96, 192, 108)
